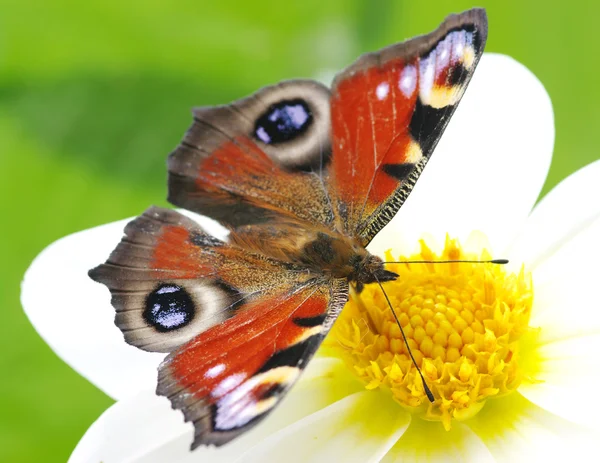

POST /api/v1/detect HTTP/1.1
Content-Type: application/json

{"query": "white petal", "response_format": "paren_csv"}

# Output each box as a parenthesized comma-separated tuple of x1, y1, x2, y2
(68, 389, 193, 463)
(69, 357, 360, 463)
(381, 420, 494, 463)
(370, 53, 554, 257)
(21, 211, 228, 400)
(468, 392, 600, 461)
(509, 159, 600, 270)
(527, 215, 600, 340)
(519, 334, 600, 432)
(237, 391, 411, 463)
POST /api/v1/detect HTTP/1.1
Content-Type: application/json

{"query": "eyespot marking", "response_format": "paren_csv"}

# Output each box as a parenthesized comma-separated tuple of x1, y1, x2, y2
(144, 284, 195, 332)
(254, 99, 312, 145)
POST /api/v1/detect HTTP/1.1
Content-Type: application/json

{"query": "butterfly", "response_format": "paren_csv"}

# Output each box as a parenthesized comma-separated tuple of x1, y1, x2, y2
(89, 8, 487, 449)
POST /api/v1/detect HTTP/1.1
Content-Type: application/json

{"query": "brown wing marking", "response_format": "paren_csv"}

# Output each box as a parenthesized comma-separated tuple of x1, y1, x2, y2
(168, 80, 334, 229)
(89, 207, 314, 353)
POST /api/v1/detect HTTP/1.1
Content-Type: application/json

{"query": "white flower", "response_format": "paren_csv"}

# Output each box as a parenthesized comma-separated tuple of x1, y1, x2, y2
(22, 54, 600, 462)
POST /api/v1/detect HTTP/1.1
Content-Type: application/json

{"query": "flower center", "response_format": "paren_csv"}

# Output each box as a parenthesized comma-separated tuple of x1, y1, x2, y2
(326, 235, 533, 430)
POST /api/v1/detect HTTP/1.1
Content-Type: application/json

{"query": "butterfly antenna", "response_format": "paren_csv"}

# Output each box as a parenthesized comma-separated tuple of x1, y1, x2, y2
(383, 259, 508, 265)
(374, 275, 435, 403)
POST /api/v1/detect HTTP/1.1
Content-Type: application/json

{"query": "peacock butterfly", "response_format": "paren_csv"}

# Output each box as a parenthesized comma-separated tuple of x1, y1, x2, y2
(89, 8, 487, 449)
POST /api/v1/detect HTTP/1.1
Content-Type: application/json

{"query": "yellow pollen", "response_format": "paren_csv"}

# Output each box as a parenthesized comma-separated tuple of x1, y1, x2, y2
(325, 235, 533, 429)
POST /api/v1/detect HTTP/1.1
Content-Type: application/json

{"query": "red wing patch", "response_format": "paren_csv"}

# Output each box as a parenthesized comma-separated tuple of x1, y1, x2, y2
(150, 224, 212, 278)
(192, 135, 332, 227)
(327, 9, 487, 243)
(157, 279, 347, 448)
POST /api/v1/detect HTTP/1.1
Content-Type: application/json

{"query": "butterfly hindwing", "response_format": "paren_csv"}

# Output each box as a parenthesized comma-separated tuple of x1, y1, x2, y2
(157, 278, 348, 448)
(167, 80, 334, 229)
(89, 207, 316, 353)
(89, 207, 349, 448)
(326, 8, 487, 243)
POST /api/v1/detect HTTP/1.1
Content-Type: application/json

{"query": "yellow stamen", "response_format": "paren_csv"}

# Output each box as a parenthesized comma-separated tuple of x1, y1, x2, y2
(325, 235, 534, 429)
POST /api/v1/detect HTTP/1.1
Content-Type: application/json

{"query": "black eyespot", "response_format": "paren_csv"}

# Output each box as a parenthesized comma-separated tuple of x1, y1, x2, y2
(254, 99, 312, 144)
(144, 284, 195, 332)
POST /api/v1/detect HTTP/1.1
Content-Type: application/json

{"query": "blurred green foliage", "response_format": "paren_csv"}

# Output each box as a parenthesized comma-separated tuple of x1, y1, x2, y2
(1, 1, 597, 461)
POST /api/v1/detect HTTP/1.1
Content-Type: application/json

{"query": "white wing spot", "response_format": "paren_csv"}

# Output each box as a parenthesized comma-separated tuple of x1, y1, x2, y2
(205, 364, 226, 379)
(214, 367, 299, 430)
(376, 82, 389, 100)
(451, 30, 467, 63)
(435, 36, 451, 77)
(212, 373, 246, 399)
(399, 64, 417, 98)
(418, 55, 435, 103)
(439, 47, 449, 61)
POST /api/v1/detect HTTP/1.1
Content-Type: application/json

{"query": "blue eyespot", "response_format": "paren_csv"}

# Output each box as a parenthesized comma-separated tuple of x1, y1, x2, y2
(254, 99, 312, 144)
(144, 284, 194, 332)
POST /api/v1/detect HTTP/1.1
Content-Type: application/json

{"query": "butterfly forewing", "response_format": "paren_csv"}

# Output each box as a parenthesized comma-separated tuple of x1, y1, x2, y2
(327, 9, 487, 243)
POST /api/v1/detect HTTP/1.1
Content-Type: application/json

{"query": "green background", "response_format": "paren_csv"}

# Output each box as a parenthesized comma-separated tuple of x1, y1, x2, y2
(1, 1, 597, 461)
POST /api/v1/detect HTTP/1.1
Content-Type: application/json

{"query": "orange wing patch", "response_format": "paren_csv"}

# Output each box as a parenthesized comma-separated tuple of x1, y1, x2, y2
(157, 280, 347, 448)
(327, 11, 487, 243)
(192, 135, 332, 227)
(330, 56, 419, 211)
(151, 224, 212, 278)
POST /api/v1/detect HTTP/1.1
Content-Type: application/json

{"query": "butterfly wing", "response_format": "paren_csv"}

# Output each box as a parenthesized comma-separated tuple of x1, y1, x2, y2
(91, 7, 488, 449)
(326, 9, 488, 243)
(166, 10, 487, 245)
(167, 80, 335, 230)
(89, 207, 348, 447)
(89, 207, 319, 352)
(158, 278, 347, 448)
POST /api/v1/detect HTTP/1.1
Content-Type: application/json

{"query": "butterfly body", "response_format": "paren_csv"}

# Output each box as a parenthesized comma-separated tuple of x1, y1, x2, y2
(231, 222, 395, 286)
(90, 8, 488, 449)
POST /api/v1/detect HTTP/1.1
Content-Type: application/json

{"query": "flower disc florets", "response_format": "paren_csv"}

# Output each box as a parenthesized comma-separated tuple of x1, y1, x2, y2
(327, 236, 534, 429)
